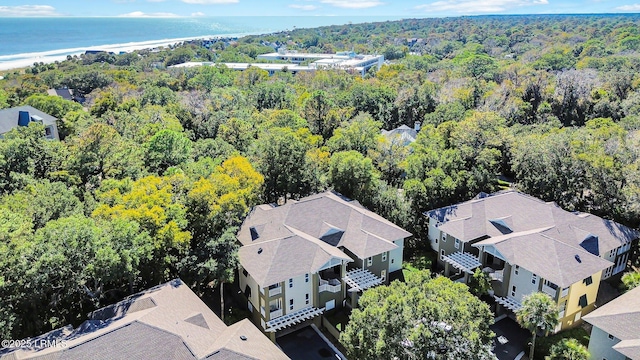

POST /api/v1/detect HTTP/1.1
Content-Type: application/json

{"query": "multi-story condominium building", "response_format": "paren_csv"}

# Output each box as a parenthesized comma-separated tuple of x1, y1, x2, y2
(584, 285, 640, 360)
(0, 279, 290, 360)
(237, 191, 411, 338)
(425, 190, 638, 332)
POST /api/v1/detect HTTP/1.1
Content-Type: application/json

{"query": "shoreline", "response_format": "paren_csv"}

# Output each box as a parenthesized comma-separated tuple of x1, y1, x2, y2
(0, 32, 262, 72)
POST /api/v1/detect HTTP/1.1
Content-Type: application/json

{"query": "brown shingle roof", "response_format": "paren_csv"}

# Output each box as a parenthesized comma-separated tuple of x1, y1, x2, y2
(427, 190, 638, 255)
(238, 191, 411, 286)
(0, 280, 289, 360)
(474, 231, 613, 287)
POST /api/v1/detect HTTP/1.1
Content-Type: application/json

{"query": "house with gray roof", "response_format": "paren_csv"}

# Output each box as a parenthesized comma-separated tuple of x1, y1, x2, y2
(380, 122, 420, 146)
(0, 106, 59, 140)
(237, 191, 411, 337)
(0, 279, 289, 360)
(424, 190, 638, 332)
(584, 285, 640, 360)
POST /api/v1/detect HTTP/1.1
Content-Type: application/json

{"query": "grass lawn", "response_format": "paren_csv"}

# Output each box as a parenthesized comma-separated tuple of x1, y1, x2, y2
(533, 327, 590, 360)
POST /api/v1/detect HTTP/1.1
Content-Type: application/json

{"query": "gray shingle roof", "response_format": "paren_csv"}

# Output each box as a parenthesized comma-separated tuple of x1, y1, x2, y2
(0, 279, 289, 360)
(474, 230, 613, 287)
(237, 191, 411, 286)
(426, 190, 638, 255)
(381, 125, 417, 145)
(0, 106, 57, 135)
(584, 285, 640, 340)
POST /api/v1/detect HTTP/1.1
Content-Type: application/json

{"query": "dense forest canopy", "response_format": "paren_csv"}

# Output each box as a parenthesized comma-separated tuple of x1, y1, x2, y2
(2, 14, 640, 339)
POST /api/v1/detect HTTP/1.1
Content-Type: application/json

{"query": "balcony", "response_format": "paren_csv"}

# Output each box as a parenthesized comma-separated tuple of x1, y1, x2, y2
(270, 308, 283, 319)
(319, 278, 341, 293)
(542, 284, 557, 299)
(268, 285, 282, 297)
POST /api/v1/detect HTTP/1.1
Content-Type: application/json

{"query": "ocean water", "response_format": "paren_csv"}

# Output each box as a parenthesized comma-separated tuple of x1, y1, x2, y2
(0, 16, 402, 70)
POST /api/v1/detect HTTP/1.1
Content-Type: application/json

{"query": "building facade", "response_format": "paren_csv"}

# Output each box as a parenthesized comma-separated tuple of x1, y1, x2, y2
(237, 191, 411, 338)
(425, 190, 638, 332)
(584, 285, 640, 360)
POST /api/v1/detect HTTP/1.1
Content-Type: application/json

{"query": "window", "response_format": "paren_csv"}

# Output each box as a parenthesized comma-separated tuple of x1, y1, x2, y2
(391, 258, 394, 264)
(532, 273, 538, 285)
(305, 274, 309, 283)
(381, 270, 387, 282)
(441, 232, 447, 242)
(242, 268, 248, 277)
(608, 333, 615, 341)
(382, 252, 387, 262)
(367, 257, 373, 267)
(305, 293, 310, 305)
(583, 276, 593, 286)
(514, 265, 519, 275)
(440, 249, 445, 261)
(511, 286, 516, 297)
(45, 126, 53, 137)
(578, 294, 588, 308)
(289, 299, 294, 310)
(454, 239, 460, 249)
(289, 278, 293, 288)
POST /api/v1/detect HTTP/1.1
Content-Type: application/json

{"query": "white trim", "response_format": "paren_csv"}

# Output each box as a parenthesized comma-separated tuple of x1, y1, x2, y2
(441, 252, 481, 274)
(343, 268, 383, 292)
(265, 306, 324, 332)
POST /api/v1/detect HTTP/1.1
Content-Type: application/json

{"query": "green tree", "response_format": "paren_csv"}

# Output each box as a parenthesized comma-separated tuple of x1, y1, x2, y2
(144, 129, 193, 174)
(516, 292, 559, 360)
(328, 150, 378, 203)
(326, 113, 382, 155)
(546, 338, 589, 360)
(621, 271, 640, 291)
(253, 127, 322, 203)
(340, 271, 495, 360)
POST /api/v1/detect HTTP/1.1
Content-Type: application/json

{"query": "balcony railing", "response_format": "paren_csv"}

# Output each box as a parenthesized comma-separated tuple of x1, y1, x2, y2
(319, 278, 341, 293)
(270, 308, 283, 318)
(269, 286, 282, 297)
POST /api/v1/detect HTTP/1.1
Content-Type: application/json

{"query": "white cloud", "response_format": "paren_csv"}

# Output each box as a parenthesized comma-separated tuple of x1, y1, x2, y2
(118, 11, 180, 17)
(320, 0, 384, 9)
(416, 0, 548, 13)
(191, 11, 206, 16)
(289, 4, 319, 10)
(181, 0, 238, 4)
(616, 4, 640, 11)
(0, 5, 59, 17)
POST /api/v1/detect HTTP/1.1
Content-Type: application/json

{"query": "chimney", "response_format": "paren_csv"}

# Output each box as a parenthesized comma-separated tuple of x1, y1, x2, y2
(18, 111, 30, 127)
(414, 121, 421, 132)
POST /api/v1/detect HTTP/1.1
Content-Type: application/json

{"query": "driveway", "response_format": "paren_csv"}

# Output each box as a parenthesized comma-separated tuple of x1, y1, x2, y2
(491, 317, 530, 360)
(277, 325, 345, 360)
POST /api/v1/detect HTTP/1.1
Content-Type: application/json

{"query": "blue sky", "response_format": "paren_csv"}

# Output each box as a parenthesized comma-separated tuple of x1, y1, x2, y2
(1, 0, 640, 17)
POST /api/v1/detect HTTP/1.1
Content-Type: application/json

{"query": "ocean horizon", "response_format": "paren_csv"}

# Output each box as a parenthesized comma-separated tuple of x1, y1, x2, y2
(0, 16, 403, 71)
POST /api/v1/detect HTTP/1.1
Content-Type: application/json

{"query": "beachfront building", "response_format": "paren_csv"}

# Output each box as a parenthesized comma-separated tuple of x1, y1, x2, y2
(237, 191, 411, 338)
(170, 50, 384, 77)
(425, 190, 638, 332)
(0, 105, 59, 140)
(584, 285, 640, 360)
(0, 279, 290, 360)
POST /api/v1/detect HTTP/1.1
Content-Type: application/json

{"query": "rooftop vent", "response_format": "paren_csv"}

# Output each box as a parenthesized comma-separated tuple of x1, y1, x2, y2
(240, 335, 247, 341)
(575, 254, 582, 263)
(257, 248, 263, 254)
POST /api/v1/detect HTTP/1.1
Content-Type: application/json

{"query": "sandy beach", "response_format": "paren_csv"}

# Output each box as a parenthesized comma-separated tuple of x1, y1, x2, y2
(0, 34, 242, 72)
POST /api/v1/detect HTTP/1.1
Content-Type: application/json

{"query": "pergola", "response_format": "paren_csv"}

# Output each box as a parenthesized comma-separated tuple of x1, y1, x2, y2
(442, 252, 482, 275)
(264, 306, 324, 332)
(343, 268, 383, 292)
(494, 295, 522, 312)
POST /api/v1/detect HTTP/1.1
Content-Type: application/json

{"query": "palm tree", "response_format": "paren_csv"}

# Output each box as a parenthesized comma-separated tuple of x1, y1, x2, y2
(516, 292, 559, 360)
